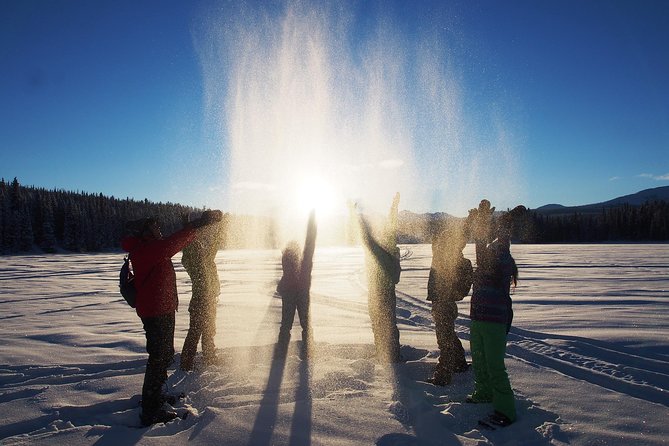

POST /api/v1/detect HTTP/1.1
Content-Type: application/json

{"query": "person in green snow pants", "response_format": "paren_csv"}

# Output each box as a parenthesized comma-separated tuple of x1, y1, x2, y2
(466, 200, 519, 425)
(469, 320, 516, 419)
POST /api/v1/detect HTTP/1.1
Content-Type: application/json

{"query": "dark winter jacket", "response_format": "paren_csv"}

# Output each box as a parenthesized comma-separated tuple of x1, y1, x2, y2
(470, 239, 517, 327)
(427, 255, 473, 302)
(181, 233, 221, 310)
(121, 227, 196, 318)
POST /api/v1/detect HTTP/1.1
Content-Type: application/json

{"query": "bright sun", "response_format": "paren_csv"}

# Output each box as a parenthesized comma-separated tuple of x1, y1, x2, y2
(296, 176, 339, 218)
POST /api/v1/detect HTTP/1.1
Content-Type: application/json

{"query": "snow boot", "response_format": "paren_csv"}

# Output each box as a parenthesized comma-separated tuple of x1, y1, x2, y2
(480, 411, 513, 428)
(466, 394, 492, 404)
(140, 408, 178, 426)
(453, 362, 470, 373)
(427, 367, 451, 386)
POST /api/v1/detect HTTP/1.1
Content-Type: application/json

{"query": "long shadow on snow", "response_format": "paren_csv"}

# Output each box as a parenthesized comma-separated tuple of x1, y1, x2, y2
(247, 339, 314, 446)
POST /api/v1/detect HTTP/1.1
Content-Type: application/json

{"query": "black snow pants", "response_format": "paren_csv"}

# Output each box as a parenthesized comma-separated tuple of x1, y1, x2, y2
(141, 313, 175, 416)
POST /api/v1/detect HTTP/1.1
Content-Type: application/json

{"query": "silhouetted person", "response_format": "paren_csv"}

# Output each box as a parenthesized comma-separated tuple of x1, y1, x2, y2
(277, 210, 317, 346)
(426, 224, 472, 385)
(466, 200, 518, 427)
(180, 213, 224, 371)
(121, 210, 222, 426)
(358, 193, 402, 363)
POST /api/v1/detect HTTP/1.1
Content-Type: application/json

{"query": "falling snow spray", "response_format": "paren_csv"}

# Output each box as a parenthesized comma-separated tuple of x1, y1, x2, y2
(195, 1, 521, 246)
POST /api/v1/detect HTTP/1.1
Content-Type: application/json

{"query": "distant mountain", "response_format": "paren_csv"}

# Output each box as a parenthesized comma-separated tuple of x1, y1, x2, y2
(535, 203, 566, 211)
(395, 186, 669, 243)
(533, 186, 669, 216)
(597, 185, 669, 207)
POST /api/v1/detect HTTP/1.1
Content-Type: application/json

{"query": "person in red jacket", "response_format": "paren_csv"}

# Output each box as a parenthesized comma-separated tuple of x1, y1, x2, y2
(122, 210, 222, 426)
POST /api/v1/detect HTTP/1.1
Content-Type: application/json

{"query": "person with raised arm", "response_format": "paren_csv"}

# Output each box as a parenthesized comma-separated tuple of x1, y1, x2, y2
(358, 193, 402, 363)
(180, 212, 225, 371)
(276, 210, 317, 349)
(426, 223, 473, 385)
(466, 200, 518, 428)
(121, 210, 222, 426)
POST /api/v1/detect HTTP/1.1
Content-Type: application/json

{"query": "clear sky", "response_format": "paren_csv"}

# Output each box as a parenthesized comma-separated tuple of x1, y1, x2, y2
(1, 0, 668, 217)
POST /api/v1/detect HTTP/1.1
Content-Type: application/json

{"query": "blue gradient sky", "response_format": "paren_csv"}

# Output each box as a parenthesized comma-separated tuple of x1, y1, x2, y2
(1, 0, 668, 216)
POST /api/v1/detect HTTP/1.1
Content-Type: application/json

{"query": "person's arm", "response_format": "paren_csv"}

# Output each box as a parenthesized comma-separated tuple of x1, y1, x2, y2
(511, 257, 518, 288)
(459, 258, 474, 297)
(156, 210, 223, 260)
(427, 267, 436, 301)
(387, 192, 400, 235)
(301, 210, 317, 277)
(359, 214, 400, 282)
(469, 200, 494, 265)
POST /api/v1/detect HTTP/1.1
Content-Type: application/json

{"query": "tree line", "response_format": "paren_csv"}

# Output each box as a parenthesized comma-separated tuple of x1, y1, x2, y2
(1, 177, 667, 254)
(521, 202, 669, 243)
(0, 177, 199, 254)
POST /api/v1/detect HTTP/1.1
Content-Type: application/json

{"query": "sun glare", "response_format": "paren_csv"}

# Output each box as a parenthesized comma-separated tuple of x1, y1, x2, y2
(296, 176, 339, 218)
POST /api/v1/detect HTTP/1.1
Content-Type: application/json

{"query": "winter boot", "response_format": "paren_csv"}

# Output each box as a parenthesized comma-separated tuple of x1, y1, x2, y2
(453, 362, 470, 373)
(140, 408, 178, 426)
(480, 411, 514, 427)
(427, 367, 451, 386)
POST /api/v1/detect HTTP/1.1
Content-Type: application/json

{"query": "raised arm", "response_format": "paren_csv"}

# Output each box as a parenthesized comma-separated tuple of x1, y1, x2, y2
(301, 210, 318, 277)
(359, 213, 401, 283)
(386, 192, 400, 241)
(468, 200, 494, 265)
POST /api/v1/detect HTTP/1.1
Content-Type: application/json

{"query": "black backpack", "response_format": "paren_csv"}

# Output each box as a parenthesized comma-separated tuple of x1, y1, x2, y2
(119, 256, 137, 308)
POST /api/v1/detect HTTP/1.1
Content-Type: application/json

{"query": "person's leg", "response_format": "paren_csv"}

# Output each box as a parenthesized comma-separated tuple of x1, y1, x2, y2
(279, 295, 297, 343)
(469, 320, 492, 403)
(479, 321, 516, 421)
(141, 314, 176, 423)
(444, 302, 468, 372)
(376, 291, 401, 362)
(368, 293, 383, 352)
(431, 300, 452, 384)
(162, 313, 175, 381)
(181, 308, 203, 371)
(296, 293, 312, 341)
(387, 291, 401, 361)
(201, 300, 218, 365)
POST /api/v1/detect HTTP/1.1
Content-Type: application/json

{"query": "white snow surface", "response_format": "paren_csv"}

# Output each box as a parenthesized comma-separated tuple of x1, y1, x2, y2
(0, 244, 667, 445)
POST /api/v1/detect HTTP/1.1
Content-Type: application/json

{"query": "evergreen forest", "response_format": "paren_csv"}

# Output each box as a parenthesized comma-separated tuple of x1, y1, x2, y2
(1, 177, 667, 254)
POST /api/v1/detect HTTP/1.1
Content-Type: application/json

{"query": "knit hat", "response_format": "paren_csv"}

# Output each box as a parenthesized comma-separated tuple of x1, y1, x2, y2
(125, 217, 158, 237)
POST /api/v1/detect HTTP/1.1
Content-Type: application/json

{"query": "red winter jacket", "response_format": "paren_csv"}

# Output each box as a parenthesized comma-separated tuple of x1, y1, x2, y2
(121, 227, 196, 318)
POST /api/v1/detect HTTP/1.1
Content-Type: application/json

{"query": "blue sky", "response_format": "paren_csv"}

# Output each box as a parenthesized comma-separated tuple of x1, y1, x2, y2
(1, 0, 667, 217)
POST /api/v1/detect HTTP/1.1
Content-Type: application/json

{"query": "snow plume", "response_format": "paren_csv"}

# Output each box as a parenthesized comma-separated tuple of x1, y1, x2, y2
(193, 0, 523, 243)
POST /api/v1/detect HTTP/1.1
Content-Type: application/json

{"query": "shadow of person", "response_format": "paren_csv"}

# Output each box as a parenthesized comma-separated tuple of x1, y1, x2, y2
(247, 338, 315, 446)
(289, 351, 312, 446)
(247, 341, 290, 446)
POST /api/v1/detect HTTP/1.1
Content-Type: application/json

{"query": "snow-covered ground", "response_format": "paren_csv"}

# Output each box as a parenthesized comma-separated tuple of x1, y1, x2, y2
(0, 244, 667, 445)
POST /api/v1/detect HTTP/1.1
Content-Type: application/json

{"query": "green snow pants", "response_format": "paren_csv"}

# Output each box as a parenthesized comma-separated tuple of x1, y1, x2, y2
(470, 320, 516, 421)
